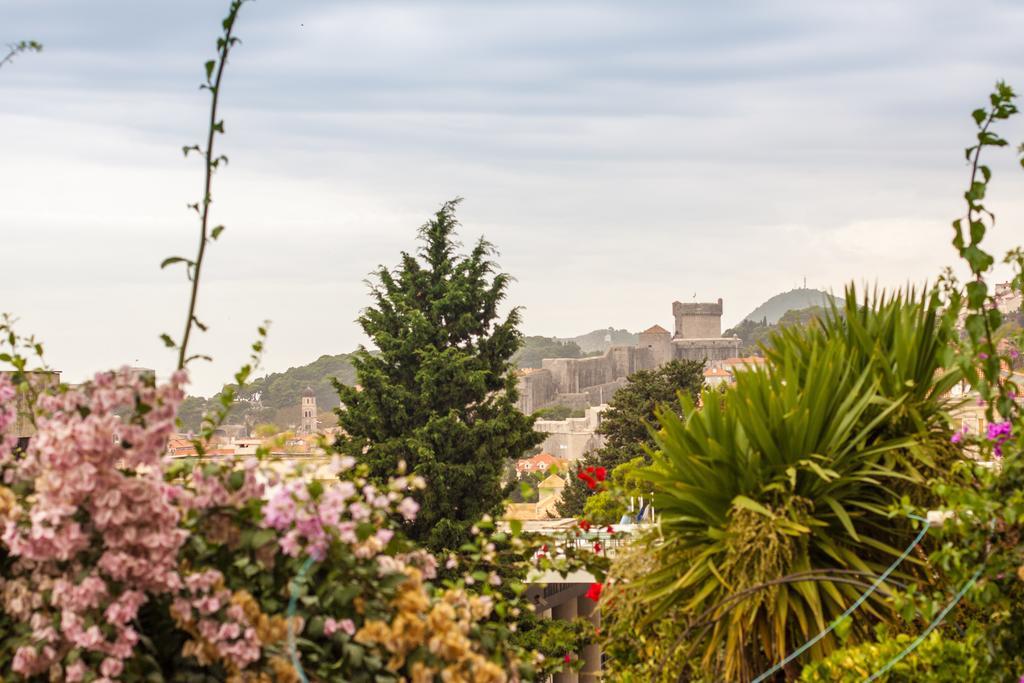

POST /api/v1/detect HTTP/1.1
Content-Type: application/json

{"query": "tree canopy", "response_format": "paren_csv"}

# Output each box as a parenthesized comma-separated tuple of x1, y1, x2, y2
(334, 199, 541, 549)
(512, 336, 584, 369)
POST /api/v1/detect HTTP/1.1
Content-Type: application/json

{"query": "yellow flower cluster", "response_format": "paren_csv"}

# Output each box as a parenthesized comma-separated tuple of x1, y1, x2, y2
(173, 578, 300, 683)
(354, 568, 509, 683)
(0, 485, 19, 521)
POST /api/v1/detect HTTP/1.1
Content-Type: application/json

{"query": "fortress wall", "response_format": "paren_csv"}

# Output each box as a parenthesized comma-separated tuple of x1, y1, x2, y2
(634, 345, 659, 372)
(608, 346, 636, 378)
(542, 358, 578, 394)
(580, 379, 628, 406)
(543, 352, 618, 395)
(672, 337, 742, 364)
(575, 354, 616, 389)
(521, 298, 736, 415)
(515, 369, 556, 414)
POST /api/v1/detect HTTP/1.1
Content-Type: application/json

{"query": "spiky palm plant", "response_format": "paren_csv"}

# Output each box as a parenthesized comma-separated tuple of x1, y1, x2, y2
(634, 291, 961, 681)
(766, 285, 962, 479)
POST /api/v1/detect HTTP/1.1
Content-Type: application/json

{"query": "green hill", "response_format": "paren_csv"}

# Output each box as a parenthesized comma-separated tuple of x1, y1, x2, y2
(741, 288, 841, 325)
(725, 306, 830, 356)
(513, 336, 586, 369)
(177, 353, 356, 433)
(242, 353, 356, 410)
(560, 328, 638, 354)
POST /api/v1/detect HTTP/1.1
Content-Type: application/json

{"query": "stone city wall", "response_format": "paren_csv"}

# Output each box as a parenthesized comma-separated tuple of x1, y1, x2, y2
(515, 368, 556, 414)
(672, 337, 742, 364)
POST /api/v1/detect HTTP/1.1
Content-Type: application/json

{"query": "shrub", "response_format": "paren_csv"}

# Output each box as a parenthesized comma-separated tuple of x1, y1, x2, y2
(798, 630, 991, 682)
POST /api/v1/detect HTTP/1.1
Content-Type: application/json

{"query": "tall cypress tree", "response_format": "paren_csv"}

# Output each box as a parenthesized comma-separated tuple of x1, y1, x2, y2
(334, 199, 541, 550)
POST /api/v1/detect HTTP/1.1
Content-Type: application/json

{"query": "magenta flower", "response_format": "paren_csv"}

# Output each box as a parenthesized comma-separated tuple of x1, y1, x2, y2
(987, 420, 1013, 458)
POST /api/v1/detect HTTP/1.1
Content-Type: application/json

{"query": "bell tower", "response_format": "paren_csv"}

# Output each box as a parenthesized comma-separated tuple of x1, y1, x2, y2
(300, 386, 317, 434)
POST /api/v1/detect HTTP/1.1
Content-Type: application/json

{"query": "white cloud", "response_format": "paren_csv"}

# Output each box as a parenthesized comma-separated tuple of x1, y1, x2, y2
(2, 0, 1024, 394)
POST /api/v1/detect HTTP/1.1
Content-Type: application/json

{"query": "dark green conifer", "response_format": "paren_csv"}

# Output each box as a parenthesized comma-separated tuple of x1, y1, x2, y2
(335, 199, 541, 549)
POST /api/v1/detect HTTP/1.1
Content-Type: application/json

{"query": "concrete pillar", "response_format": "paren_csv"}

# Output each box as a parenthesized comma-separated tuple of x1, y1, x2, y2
(577, 597, 601, 682)
(552, 599, 579, 683)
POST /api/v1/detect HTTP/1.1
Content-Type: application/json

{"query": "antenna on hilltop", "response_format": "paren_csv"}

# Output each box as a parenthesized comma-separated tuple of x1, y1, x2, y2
(803, 276, 807, 289)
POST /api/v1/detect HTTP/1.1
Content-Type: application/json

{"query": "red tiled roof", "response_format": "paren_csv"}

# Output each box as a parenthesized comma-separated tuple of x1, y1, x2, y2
(704, 367, 732, 377)
(641, 324, 671, 335)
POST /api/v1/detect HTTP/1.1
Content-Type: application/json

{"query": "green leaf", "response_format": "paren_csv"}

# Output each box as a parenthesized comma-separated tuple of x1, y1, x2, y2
(204, 59, 215, 81)
(160, 256, 192, 269)
(966, 181, 986, 202)
(251, 528, 276, 548)
(972, 108, 987, 125)
(160, 334, 177, 349)
(966, 281, 988, 309)
(823, 495, 860, 542)
(211, 225, 225, 240)
(731, 495, 773, 518)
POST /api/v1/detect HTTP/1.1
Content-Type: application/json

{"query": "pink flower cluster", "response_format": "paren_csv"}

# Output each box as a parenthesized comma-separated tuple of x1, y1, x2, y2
(987, 420, 1013, 458)
(181, 456, 266, 510)
(261, 468, 422, 562)
(0, 374, 17, 467)
(170, 569, 261, 670)
(0, 368, 189, 681)
(323, 617, 356, 637)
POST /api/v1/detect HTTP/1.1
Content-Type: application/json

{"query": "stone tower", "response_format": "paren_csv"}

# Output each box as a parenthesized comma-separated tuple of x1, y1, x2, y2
(672, 299, 723, 339)
(300, 386, 317, 435)
(638, 324, 673, 366)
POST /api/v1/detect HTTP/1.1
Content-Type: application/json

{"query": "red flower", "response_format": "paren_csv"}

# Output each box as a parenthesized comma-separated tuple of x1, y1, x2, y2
(584, 582, 603, 601)
(594, 466, 607, 482)
(577, 469, 597, 490)
(564, 654, 572, 663)
(578, 519, 591, 532)
(605, 525, 614, 534)
(593, 541, 602, 554)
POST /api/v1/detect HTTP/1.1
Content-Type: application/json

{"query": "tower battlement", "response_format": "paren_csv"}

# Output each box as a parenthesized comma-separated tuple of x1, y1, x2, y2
(672, 298, 723, 339)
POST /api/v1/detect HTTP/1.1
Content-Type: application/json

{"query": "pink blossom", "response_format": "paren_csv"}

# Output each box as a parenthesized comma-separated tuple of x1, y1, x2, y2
(65, 660, 87, 682)
(1, 368, 188, 678)
(324, 617, 357, 637)
(397, 497, 419, 521)
(100, 658, 123, 678)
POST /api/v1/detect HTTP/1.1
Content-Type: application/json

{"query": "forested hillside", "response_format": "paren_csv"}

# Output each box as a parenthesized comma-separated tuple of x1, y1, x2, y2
(177, 353, 356, 432)
(741, 288, 841, 324)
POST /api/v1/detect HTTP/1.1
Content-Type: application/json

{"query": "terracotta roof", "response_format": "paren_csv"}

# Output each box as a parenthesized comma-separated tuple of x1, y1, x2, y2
(704, 367, 732, 377)
(640, 324, 671, 335)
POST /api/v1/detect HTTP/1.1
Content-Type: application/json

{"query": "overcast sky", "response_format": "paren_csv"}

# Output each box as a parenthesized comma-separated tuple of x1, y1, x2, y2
(3, 1, 1024, 395)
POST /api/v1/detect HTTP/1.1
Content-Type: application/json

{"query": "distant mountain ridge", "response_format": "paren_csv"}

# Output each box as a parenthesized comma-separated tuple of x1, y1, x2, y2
(557, 328, 638, 354)
(741, 288, 842, 325)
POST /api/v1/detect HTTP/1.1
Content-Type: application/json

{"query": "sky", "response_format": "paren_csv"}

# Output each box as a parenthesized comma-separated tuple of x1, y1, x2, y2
(3, 0, 1024, 395)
